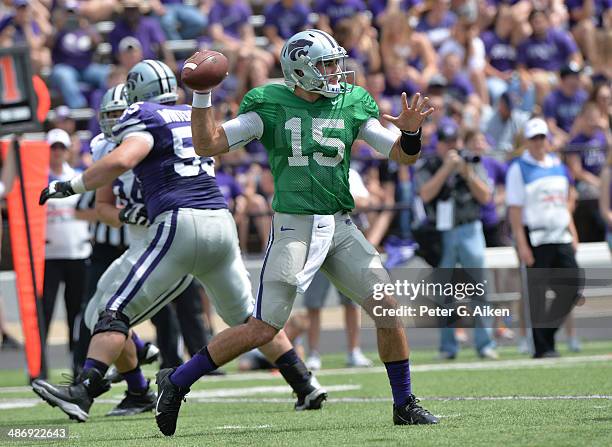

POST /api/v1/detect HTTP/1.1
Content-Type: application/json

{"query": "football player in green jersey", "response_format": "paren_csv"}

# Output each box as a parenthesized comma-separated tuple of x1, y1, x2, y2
(154, 29, 438, 435)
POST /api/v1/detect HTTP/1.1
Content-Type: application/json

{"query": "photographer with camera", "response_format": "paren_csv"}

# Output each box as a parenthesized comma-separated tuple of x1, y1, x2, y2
(414, 122, 498, 360)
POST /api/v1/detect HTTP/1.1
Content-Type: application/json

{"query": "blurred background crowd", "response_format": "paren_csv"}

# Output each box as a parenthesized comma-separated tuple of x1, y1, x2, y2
(0, 0, 611, 369)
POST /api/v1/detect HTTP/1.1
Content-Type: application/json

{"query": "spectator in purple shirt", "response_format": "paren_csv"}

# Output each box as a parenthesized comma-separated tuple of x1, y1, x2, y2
(334, 16, 381, 75)
(0, 0, 49, 71)
(565, 101, 611, 241)
(439, 52, 478, 106)
(313, 0, 368, 34)
(263, 0, 311, 62)
(466, 129, 508, 247)
(517, 8, 582, 104)
(382, 61, 419, 112)
(48, 2, 109, 108)
(207, 0, 273, 97)
(566, 0, 612, 77)
(149, 0, 207, 40)
(543, 63, 588, 148)
(415, 0, 457, 49)
(481, 7, 517, 103)
(108, 0, 176, 71)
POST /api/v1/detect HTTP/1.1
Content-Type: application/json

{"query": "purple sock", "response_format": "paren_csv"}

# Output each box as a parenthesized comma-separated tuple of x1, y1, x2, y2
(170, 347, 217, 388)
(83, 358, 109, 376)
(122, 367, 148, 393)
(384, 359, 411, 407)
(131, 332, 146, 352)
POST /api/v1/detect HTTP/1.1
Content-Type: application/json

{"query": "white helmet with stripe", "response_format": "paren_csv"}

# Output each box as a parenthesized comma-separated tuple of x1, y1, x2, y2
(280, 29, 354, 98)
(99, 83, 127, 138)
(125, 59, 178, 105)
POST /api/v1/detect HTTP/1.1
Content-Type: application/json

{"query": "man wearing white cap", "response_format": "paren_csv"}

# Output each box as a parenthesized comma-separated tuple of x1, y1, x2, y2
(40, 129, 92, 376)
(506, 118, 582, 358)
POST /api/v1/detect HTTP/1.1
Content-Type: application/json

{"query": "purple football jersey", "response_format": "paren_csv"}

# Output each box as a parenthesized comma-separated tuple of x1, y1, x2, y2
(112, 102, 227, 219)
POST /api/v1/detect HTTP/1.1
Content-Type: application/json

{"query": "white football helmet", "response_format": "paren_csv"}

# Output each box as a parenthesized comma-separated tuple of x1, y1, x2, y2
(280, 29, 354, 98)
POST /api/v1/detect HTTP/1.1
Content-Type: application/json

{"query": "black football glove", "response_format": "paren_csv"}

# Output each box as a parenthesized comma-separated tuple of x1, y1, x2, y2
(119, 204, 150, 227)
(39, 180, 76, 205)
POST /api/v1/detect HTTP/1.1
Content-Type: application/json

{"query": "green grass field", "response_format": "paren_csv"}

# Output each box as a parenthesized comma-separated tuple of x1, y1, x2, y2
(1, 341, 611, 447)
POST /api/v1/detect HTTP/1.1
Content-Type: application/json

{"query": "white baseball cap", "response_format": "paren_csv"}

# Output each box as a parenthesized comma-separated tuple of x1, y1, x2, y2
(46, 128, 71, 148)
(524, 118, 549, 139)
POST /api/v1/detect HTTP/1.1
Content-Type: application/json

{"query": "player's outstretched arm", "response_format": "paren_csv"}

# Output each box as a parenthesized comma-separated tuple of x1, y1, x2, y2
(384, 92, 434, 165)
(39, 136, 152, 205)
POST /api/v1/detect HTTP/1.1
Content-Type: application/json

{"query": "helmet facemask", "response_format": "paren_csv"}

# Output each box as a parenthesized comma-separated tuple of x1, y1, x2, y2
(100, 109, 125, 138)
(99, 83, 128, 138)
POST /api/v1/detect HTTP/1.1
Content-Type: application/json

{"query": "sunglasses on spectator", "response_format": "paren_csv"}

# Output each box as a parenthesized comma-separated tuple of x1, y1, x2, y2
(50, 143, 69, 150)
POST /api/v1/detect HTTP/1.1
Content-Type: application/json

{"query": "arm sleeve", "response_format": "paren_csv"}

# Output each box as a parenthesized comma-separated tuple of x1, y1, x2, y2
(221, 111, 264, 151)
(356, 118, 398, 158)
(505, 162, 525, 206)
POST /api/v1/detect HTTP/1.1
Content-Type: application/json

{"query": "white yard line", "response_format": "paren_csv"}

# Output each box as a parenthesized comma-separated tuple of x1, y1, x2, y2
(3, 353, 611, 394)
(3, 394, 612, 411)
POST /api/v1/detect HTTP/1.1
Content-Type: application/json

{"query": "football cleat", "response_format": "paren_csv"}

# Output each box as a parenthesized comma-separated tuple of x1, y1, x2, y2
(155, 368, 190, 436)
(106, 341, 160, 383)
(393, 394, 439, 425)
(107, 384, 157, 417)
(295, 375, 327, 411)
(32, 368, 110, 422)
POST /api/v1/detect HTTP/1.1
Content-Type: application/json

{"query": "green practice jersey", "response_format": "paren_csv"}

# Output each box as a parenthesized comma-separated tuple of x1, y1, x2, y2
(238, 83, 379, 215)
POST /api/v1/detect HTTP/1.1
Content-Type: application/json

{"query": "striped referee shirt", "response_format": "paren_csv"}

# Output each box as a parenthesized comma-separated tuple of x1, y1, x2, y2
(76, 190, 128, 247)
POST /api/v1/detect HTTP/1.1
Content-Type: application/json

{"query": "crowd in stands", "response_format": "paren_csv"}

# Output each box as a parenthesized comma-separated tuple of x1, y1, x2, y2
(1, 0, 611, 255)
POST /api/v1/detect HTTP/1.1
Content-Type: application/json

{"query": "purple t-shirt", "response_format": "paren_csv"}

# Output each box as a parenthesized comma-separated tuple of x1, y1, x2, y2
(481, 30, 517, 72)
(209, 0, 252, 39)
(481, 156, 507, 226)
(415, 11, 457, 48)
(543, 88, 588, 132)
(368, 0, 421, 19)
(446, 74, 474, 102)
(52, 28, 96, 70)
(108, 18, 166, 60)
(566, 0, 612, 27)
(516, 28, 578, 71)
(313, 0, 366, 28)
(264, 1, 310, 39)
(566, 131, 608, 175)
(215, 171, 243, 204)
(111, 102, 226, 219)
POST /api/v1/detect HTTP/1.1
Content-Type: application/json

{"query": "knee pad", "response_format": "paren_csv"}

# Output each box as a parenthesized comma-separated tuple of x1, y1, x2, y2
(92, 310, 130, 337)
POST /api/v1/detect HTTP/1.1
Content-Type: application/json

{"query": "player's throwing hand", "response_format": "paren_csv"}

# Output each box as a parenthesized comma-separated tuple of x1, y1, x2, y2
(383, 92, 434, 133)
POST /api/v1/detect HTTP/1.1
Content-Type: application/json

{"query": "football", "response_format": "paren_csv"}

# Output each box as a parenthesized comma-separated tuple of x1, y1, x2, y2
(181, 50, 229, 92)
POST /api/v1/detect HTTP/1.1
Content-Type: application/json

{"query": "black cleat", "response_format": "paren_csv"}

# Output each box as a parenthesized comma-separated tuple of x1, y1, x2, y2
(393, 394, 439, 425)
(107, 384, 156, 417)
(106, 342, 160, 383)
(31, 369, 110, 422)
(155, 368, 190, 436)
(295, 375, 327, 411)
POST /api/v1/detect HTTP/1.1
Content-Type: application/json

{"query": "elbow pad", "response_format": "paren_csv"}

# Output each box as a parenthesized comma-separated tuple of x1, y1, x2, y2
(400, 129, 422, 156)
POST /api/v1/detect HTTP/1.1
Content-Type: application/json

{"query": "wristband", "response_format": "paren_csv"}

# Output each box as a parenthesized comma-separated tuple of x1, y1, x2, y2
(70, 174, 87, 193)
(400, 128, 422, 156)
(192, 91, 212, 108)
(0, 181, 5, 198)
